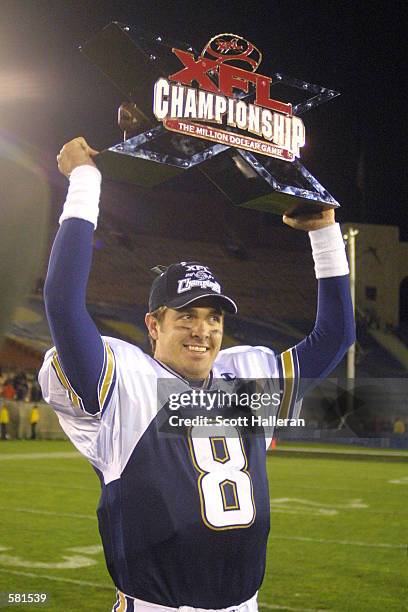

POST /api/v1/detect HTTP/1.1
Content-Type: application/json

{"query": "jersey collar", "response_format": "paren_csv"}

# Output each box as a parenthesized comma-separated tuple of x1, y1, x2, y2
(153, 358, 213, 390)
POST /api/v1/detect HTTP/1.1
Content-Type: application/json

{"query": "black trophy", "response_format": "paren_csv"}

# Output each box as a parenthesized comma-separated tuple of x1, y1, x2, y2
(80, 22, 340, 216)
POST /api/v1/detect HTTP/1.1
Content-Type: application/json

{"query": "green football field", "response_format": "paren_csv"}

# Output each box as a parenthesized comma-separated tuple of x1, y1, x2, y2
(0, 440, 407, 611)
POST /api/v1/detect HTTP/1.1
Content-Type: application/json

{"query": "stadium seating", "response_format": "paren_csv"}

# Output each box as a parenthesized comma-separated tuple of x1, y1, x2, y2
(74, 230, 318, 323)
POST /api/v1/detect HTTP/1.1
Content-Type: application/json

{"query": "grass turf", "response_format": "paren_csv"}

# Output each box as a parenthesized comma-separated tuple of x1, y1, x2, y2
(0, 440, 407, 611)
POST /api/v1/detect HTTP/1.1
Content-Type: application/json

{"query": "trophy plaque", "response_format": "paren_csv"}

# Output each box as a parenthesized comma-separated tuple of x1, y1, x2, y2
(80, 22, 340, 215)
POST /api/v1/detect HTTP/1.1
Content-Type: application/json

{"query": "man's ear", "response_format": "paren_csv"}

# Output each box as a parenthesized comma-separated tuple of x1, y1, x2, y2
(145, 313, 159, 339)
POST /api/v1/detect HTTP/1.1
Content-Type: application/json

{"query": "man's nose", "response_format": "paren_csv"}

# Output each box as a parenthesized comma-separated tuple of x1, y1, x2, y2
(191, 319, 210, 338)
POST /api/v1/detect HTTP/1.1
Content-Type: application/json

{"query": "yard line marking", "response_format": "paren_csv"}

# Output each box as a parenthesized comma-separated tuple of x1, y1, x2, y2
(271, 497, 367, 509)
(0, 506, 95, 520)
(6, 466, 91, 475)
(0, 477, 96, 491)
(1, 461, 92, 476)
(269, 483, 378, 493)
(0, 568, 112, 590)
(0, 552, 96, 570)
(269, 497, 367, 517)
(389, 476, 408, 484)
(0, 544, 104, 570)
(68, 545, 104, 555)
(260, 604, 328, 612)
(273, 446, 408, 458)
(273, 535, 405, 549)
(0, 452, 81, 461)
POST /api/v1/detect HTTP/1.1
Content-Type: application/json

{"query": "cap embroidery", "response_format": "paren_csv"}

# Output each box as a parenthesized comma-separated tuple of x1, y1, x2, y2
(177, 278, 222, 294)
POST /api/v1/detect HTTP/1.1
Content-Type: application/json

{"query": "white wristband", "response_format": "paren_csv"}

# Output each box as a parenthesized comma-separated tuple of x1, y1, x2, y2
(59, 165, 102, 229)
(309, 223, 349, 279)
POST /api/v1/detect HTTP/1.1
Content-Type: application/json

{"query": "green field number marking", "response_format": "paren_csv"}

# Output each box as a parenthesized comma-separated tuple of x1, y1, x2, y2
(389, 476, 408, 484)
(270, 497, 368, 516)
(0, 545, 102, 570)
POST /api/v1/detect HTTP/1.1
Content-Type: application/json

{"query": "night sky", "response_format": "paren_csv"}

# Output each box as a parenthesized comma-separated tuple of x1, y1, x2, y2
(1, 1, 406, 236)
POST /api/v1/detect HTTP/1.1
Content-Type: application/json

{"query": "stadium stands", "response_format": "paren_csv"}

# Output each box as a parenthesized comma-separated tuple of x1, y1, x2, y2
(79, 230, 318, 322)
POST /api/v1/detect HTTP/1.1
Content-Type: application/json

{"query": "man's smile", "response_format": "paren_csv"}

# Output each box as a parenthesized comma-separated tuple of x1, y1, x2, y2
(184, 344, 210, 353)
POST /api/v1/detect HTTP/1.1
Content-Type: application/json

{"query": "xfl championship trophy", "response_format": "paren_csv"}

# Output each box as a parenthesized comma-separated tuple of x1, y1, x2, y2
(80, 22, 340, 215)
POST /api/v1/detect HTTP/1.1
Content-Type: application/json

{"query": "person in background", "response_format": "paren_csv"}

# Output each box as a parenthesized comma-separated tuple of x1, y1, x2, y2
(393, 417, 406, 435)
(30, 379, 43, 403)
(0, 403, 10, 440)
(13, 372, 28, 401)
(30, 405, 40, 440)
(2, 378, 15, 401)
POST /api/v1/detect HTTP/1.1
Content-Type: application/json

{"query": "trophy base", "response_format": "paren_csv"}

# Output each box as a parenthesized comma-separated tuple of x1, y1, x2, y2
(95, 149, 184, 188)
(236, 192, 336, 216)
(95, 130, 340, 216)
(198, 149, 339, 216)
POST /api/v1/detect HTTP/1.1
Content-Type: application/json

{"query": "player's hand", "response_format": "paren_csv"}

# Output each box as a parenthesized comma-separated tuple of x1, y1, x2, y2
(282, 208, 335, 232)
(56, 137, 99, 177)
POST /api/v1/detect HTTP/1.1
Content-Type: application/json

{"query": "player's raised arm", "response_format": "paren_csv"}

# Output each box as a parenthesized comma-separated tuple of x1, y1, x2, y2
(279, 209, 356, 407)
(42, 137, 108, 415)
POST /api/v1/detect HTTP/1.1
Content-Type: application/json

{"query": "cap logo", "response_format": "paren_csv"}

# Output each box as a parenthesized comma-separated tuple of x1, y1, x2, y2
(191, 270, 211, 280)
(184, 264, 212, 274)
(177, 278, 221, 294)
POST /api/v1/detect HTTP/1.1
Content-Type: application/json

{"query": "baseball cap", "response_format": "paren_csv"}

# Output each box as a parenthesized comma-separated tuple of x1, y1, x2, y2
(149, 261, 238, 314)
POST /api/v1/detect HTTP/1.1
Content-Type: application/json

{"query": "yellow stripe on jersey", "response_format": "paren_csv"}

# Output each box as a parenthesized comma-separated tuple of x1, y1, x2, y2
(117, 590, 126, 612)
(51, 340, 116, 416)
(51, 350, 85, 411)
(98, 340, 116, 412)
(279, 348, 295, 420)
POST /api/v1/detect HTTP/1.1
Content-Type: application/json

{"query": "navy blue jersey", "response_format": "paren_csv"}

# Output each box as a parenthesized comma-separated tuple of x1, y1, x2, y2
(39, 339, 300, 608)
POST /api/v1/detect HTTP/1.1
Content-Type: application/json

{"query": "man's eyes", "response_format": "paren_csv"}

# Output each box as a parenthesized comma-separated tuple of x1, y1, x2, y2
(179, 314, 221, 323)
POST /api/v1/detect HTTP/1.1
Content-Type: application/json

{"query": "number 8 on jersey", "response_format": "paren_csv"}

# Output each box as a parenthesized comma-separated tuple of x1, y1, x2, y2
(188, 424, 256, 530)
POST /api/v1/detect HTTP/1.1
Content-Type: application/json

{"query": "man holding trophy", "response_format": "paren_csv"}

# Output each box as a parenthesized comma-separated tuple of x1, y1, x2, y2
(39, 25, 354, 612)
(39, 134, 354, 611)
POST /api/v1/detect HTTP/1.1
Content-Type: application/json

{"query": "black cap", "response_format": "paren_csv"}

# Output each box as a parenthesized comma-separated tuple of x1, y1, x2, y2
(149, 261, 237, 314)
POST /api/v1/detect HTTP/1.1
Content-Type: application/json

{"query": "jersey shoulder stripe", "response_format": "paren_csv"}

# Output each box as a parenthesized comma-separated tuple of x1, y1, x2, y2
(277, 347, 300, 419)
(98, 340, 116, 414)
(50, 340, 116, 416)
(51, 350, 85, 412)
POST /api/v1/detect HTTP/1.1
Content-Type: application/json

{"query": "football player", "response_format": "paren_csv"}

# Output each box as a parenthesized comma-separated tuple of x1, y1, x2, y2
(39, 137, 355, 611)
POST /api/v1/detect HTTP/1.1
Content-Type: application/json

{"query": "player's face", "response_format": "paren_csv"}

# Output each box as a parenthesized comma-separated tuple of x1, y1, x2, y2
(151, 300, 224, 380)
